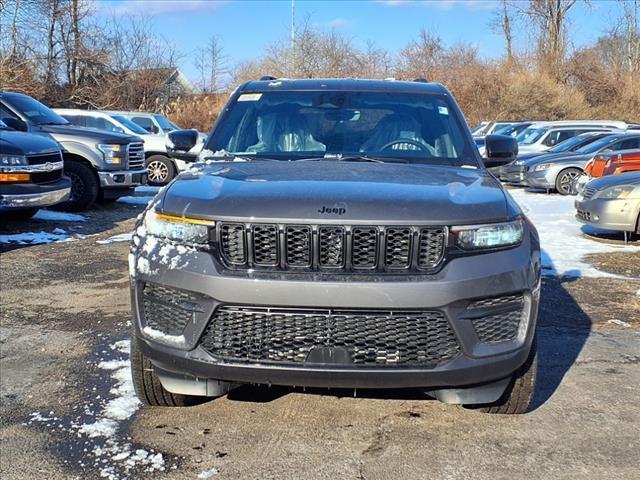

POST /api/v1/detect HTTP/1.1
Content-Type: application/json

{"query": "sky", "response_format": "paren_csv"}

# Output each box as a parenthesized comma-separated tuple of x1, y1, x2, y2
(95, 0, 625, 85)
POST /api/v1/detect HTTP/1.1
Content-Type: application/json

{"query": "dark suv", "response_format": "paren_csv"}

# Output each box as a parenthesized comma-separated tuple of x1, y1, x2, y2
(129, 79, 541, 414)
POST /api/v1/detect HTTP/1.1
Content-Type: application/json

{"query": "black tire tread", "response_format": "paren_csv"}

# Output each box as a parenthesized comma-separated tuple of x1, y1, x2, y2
(58, 161, 99, 211)
(130, 337, 205, 407)
(467, 336, 537, 415)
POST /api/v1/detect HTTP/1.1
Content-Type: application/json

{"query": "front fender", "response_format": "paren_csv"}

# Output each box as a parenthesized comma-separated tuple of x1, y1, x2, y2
(58, 140, 103, 167)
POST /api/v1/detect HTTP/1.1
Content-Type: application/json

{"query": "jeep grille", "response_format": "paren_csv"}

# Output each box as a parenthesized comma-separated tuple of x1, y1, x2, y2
(216, 223, 446, 273)
(199, 306, 461, 367)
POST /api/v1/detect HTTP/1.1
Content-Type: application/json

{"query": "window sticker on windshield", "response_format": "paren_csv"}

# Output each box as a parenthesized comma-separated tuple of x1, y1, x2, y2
(438, 106, 449, 115)
(237, 93, 262, 102)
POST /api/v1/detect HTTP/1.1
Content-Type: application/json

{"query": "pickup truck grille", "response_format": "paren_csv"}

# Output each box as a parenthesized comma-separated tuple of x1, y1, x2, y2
(199, 306, 461, 367)
(127, 142, 145, 170)
(217, 223, 446, 273)
(27, 152, 62, 165)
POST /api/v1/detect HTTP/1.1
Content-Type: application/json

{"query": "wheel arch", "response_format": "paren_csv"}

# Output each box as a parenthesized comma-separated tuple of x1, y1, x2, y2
(62, 152, 100, 184)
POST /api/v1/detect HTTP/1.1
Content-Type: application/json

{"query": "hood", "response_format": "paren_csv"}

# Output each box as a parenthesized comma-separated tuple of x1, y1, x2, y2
(0, 129, 60, 155)
(140, 134, 167, 151)
(587, 171, 640, 190)
(160, 161, 514, 224)
(38, 124, 140, 144)
(526, 152, 593, 167)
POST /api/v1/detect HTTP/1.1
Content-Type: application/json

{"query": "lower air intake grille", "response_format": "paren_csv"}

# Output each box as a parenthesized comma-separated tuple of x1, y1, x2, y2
(199, 306, 461, 367)
(142, 283, 200, 335)
(468, 293, 525, 343)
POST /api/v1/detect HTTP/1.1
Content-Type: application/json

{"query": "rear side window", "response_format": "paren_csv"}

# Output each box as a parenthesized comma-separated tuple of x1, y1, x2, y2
(619, 138, 640, 150)
(543, 130, 576, 146)
(84, 116, 121, 132)
(132, 116, 156, 132)
(62, 115, 86, 127)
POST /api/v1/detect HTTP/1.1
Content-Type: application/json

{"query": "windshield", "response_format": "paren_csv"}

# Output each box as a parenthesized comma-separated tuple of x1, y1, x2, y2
(574, 135, 619, 154)
(495, 123, 528, 137)
(547, 134, 598, 153)
(208, 91, 478, 166)
(516, 127, 547, 145)
(154, 115, 178, 131)
(4, 95, 68, 126)
(0, 119, 8, 129)
(111, 115, 149, 135)
(471, 123, 488, 135)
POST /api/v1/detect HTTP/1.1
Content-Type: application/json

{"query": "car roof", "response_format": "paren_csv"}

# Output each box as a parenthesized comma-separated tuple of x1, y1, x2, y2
(238, 78, 449, 94)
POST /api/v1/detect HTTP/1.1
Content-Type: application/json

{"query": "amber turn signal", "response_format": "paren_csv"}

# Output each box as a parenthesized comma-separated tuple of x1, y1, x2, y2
(0, 173, 30, 182)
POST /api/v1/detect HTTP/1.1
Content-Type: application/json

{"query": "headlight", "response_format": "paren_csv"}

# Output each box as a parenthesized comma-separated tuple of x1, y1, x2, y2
(452, 219, 524, 250)
(0, 154, 27, 167)
(593, 185, 635, 200)
(97, 144, 122, 164)
(533, 163, 552, 172)
(143, 210, 214, 244)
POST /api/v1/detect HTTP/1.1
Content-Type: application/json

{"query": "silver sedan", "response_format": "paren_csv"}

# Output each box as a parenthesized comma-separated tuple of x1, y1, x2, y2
(574, 171, 640, 236)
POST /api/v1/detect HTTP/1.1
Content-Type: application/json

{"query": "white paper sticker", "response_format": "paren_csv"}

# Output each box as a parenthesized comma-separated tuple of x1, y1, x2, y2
(438, 106, 449, 115)
(237, 93, 263, 102)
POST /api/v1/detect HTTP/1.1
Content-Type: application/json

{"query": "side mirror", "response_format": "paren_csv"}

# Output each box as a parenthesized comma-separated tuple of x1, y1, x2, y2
(166, 129, 199, 161)
(2, 117, 27, 132)
(483, 134, 518, 169)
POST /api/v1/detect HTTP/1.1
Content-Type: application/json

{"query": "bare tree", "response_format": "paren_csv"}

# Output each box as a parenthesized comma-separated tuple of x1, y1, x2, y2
(194, 36, 227, 93)
(491, 0, 515, 63)
(519, 0, 579, 78)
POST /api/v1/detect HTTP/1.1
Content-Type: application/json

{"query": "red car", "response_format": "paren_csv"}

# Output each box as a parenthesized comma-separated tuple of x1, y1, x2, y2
(586, 149, 640, 178)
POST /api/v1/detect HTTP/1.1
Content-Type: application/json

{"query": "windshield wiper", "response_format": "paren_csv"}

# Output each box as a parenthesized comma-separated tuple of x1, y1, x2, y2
(297, 154, 404, 163)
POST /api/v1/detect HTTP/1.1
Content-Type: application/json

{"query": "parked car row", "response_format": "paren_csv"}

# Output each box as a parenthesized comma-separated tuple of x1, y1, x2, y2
(0, 91, 205, 218)
(474, 118, 640, 239)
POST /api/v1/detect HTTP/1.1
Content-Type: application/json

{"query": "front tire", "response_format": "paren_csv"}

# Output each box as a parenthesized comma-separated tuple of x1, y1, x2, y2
(555, 168, 582, 195)
(146, 155, 175, 186)
(130, 337, 206, 407)
(465, 336, 538, 414)
(59, 161, 99, 211)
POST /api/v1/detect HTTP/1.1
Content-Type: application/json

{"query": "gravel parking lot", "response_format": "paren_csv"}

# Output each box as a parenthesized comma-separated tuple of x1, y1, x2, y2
(1, 190, 639, 480)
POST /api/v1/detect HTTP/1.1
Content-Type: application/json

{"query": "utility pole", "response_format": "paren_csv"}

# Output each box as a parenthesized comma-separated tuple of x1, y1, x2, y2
(291, 0, 295, 76)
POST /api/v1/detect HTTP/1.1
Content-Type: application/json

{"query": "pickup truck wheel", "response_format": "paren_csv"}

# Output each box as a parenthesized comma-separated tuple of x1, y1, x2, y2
(464, 336, 537, 415)
(130, 337, 206, 407)
(0, 208, 38, 221)
(59, 161, 99, 211)
(146, 155, 175, 186)
(555, 168, 582, 195)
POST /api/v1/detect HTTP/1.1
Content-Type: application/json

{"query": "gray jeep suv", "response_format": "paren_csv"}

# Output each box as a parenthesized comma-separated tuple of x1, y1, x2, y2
(130, 79, 541, 414)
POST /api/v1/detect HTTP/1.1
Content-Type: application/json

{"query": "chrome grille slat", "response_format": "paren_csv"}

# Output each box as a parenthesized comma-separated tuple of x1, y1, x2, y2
(127, 142, 145, 170)
(218, 223, 446, 273)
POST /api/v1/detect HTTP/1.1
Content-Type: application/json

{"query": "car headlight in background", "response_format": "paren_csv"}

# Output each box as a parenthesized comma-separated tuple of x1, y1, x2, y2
(514, 159, 525, 166)
(593, 185, 635, 200)
(0, 154, 28, 167)
(97, 143, 122, 164)
(452, 218, 524, 250)
(533, 163, 552, 172)
(144, 210, 214, 244)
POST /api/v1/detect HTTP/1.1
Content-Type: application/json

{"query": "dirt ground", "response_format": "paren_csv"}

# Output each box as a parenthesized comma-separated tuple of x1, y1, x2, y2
(1, 200, 639, 479)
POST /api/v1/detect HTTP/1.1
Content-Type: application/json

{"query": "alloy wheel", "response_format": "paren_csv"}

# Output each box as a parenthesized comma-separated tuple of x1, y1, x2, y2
(147, 161, 169, 183)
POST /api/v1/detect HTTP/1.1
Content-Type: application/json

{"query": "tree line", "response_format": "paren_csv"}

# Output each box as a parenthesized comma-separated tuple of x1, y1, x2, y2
(1, 0, 638, 132)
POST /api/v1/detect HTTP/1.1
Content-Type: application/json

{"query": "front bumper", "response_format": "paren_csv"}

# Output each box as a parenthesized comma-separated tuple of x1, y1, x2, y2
(575, 196, 639, 232)
(98, 168, 147, 188)
(0, 177, 71, 210)
(130, 231, 541, 390)
(525, 168, 557, 189)
(500, 164, 528, 184)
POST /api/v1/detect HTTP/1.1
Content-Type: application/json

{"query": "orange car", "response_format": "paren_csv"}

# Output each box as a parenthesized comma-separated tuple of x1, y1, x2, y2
(586, 149, 640, 178)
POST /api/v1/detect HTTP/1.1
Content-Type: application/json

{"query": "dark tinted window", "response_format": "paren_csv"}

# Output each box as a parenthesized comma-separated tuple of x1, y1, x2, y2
(61, 114, 86, 127)
(2, 94, 67, 125)
(132, 116, 156, 132)
(210, 90, 478, 166)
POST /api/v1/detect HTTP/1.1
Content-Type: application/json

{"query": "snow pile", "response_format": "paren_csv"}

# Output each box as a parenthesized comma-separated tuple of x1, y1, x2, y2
(198, 467, 220, 478)
(27, 339, 172, 479)
(33, 210, 87, 222)
(117, 196, 154, 206)
(509, 189, 640, 278)
(96, 233, 133, 245)
(134, 186, 161, 195)
(0, 229, 85, 245)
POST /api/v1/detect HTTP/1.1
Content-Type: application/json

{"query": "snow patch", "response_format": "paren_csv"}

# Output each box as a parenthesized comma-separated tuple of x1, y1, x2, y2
(198, 467, 220, 478)
(34, 210, 87, 222)
(0, 230, 85, 245)
(509, 189, 640, 278)
(607, 319, 631, 327)
(142, 326, 186, 347)
(117, 196, 154, 206)
(134, 186, 161, 194)
(97, 233, 133, 245)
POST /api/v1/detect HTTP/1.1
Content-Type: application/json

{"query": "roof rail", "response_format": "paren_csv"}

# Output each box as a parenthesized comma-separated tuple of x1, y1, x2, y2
(259, 76, 277, 81)
(413, 78, 428, 83)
